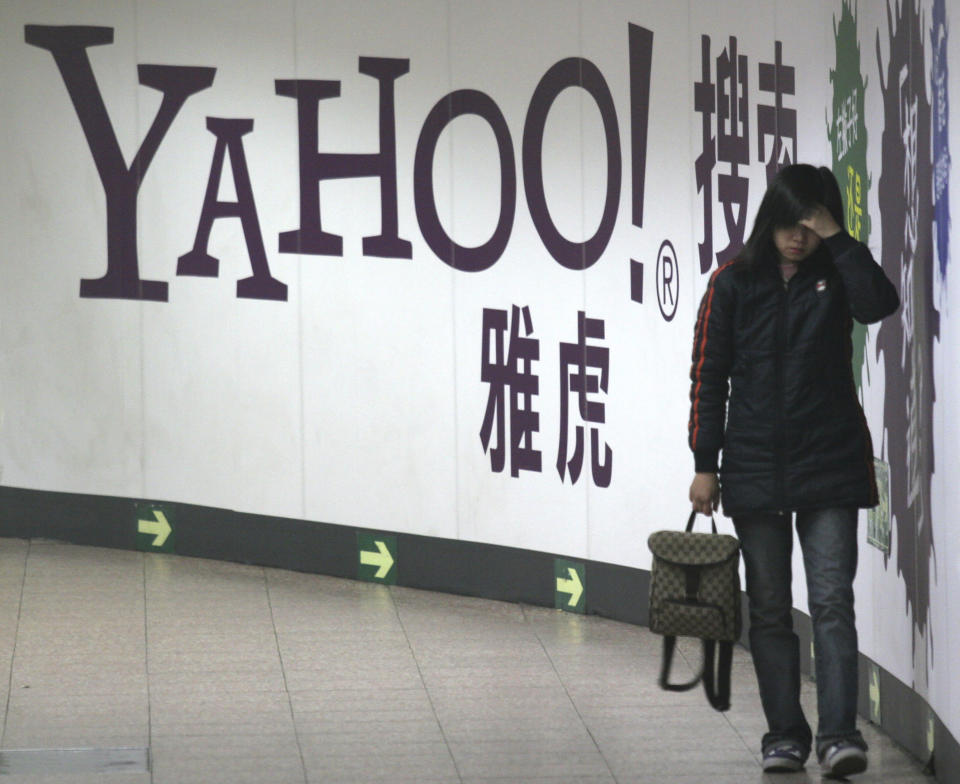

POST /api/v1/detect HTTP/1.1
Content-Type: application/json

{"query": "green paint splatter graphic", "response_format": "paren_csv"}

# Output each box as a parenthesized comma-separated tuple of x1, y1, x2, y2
(828, 0, 871, 392)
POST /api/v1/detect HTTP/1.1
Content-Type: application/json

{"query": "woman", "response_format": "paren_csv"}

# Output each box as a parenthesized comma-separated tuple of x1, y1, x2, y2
(688, 164, 899, 777)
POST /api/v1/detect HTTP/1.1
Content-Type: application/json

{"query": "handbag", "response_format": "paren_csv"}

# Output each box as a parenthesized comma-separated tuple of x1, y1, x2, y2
(647, 510, 741, 711)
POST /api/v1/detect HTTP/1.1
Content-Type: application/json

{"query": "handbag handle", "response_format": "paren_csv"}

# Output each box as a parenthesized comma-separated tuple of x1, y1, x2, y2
(685, 510, 719, 535)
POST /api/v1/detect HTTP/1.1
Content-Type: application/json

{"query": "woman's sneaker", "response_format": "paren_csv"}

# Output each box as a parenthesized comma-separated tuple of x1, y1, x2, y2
(819, 740, 868, 777)
(762, 741, 807, 772)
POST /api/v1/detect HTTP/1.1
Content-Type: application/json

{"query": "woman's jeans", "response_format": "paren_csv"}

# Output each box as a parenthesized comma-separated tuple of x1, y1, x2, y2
(733, 507, 867, 758)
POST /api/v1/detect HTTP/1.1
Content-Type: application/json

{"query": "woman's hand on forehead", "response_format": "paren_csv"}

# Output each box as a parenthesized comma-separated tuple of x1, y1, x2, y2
(799, 204, 842, 239)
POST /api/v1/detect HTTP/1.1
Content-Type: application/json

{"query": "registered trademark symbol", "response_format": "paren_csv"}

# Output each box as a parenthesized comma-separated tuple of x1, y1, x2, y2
(656, 239, 678, 321)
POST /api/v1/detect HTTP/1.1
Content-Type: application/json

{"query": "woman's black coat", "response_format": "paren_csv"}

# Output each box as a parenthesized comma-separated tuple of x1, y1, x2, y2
(688, 232, 900, 516)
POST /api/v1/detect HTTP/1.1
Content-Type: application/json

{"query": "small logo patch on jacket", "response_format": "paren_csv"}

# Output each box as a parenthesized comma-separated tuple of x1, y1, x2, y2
(816, 279, 827, 294)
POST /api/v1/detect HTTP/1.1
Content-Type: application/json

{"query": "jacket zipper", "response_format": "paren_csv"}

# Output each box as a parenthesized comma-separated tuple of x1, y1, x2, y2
(774, 278, 788, 511)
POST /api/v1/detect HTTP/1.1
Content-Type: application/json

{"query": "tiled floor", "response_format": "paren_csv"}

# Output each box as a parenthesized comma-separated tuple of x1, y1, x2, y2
(0, 537, 936, 783)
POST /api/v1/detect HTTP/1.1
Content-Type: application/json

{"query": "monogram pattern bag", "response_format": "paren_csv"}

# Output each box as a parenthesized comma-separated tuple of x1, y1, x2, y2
(647, 511, 741, 711)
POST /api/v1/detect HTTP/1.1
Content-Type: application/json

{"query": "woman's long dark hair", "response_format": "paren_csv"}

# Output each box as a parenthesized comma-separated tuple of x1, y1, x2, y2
(737, 163, 844, 269)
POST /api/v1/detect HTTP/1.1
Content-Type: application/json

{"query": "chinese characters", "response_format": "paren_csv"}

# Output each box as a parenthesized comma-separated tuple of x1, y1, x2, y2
(695, 36, 798, 273)
(480, 307, 611, 487)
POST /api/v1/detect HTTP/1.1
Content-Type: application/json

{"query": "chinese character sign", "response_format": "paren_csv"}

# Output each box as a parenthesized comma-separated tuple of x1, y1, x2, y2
(479, 305, 541, 478)
(695, 36, 798, 274)
(558, 312, 612, 488)
(479, 308, 611, 488)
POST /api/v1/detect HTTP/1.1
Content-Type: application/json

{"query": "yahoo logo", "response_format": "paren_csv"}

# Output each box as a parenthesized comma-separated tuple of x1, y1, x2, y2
(25, 24, 654, 302)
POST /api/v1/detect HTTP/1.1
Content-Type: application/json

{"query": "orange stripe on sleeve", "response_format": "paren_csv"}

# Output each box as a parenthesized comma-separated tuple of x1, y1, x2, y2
(690, 262, 734, 449)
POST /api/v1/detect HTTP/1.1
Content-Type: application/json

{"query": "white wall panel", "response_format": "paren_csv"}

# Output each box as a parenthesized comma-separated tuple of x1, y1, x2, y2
(0, 0, 143, 498)
(293, 0, 458, 535)
(448, 0, 589, 555)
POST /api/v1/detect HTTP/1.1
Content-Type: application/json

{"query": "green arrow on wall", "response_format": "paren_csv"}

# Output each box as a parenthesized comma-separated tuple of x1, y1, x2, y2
(135, 504, 175, 552)
(554, 559, 585, 613)
(139, 510, 171, 547)
(556, 568, 583, 607)
(357, 533, 397, 584)
(360, 540, 394, 579)
(869, 664, 881, 724)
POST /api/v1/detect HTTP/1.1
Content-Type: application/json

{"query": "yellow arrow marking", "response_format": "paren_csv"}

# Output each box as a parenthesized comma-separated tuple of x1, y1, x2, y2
(927, 713, 935, 754)
(869, 667, 881, 721)
(360, 540, 394, 579)
(556, 567, 583, 608)
(138, 510, 171, 547)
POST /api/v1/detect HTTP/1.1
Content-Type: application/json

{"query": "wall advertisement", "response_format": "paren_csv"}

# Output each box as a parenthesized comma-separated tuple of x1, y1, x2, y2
(0, 0, 955, 746)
